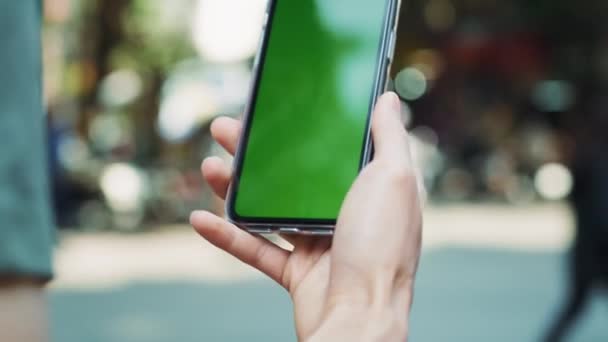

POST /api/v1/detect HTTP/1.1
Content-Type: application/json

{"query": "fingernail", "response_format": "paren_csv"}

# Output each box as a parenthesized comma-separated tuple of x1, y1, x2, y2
(388, 92, 401, 113)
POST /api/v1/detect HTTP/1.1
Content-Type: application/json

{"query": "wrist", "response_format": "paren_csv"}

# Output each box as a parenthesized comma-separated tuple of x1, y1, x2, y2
(307, 281, 413, 342)
(307, 303, 409, 342)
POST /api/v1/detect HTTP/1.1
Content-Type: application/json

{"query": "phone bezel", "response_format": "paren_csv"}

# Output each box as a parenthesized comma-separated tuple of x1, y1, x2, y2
(225, 0, 402, 234)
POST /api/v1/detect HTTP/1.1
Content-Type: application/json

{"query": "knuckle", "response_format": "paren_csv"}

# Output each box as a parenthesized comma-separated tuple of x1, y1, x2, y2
(252, 243, 271, 266)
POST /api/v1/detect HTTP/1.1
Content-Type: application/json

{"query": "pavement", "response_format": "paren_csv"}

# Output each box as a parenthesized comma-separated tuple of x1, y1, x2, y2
(49, 203, 607, 341)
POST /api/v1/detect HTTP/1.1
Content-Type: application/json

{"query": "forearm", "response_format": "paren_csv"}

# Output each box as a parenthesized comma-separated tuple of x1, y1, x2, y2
(0, 279, 49, 342)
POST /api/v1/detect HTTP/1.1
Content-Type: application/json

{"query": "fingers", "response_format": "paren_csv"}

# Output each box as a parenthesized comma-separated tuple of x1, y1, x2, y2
(211, 117, 242, 156)
(371, 92, 413, 168)
(206, 116, 240, 199)
(190, 211, 290, 285)
(202, 157, 232, 199)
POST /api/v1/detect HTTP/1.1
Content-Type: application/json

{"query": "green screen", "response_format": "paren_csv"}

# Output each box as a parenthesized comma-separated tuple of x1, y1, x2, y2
(234, 0, 388, 220)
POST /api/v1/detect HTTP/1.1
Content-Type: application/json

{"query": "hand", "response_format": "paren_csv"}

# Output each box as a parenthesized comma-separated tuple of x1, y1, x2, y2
(190, 92, 423, 341)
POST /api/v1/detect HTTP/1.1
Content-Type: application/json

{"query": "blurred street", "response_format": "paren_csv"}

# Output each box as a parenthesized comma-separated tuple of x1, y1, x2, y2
(50, 203, 607, 342)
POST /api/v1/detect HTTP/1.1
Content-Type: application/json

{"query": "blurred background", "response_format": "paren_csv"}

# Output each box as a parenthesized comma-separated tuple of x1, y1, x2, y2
(44, 0, 607, 341)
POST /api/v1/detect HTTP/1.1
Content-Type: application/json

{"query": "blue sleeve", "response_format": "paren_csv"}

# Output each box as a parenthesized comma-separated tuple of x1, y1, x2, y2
(0, 0, 54, 280)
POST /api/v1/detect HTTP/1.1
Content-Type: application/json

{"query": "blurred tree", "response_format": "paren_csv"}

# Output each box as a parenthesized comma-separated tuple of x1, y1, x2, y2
(77, 0, 130, 135)
(119, 0, 196, 163)
(76, 0, 197, 163)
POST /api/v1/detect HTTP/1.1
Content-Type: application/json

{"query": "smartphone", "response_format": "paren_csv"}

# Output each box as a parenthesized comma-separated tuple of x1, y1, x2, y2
(227, 0, 401, 235)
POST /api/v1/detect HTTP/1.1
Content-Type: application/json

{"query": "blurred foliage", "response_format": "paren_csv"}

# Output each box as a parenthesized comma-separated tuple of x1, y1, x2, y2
(119, 0, 196, 75)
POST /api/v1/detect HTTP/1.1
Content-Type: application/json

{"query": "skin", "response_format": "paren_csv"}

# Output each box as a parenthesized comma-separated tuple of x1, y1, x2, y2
(0, 279, 48, 342)
(190, 92, 423, 341)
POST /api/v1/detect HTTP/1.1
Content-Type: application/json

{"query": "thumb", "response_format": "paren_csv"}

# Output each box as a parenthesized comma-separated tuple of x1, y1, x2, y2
(371, 92, 413, 168)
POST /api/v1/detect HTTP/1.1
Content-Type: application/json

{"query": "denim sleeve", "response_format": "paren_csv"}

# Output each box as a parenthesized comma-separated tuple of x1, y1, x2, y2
(0, 0, 54, 280)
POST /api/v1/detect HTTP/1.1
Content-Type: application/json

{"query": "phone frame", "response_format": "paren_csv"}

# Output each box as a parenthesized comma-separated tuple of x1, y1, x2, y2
(226, 0, 402, 235)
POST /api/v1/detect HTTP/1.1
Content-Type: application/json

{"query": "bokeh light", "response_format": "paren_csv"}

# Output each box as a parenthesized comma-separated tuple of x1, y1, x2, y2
(192, 0, 267, 63)
(532, 80, 576, 112)
(57, 134, 90, 172)
(395, 67, 428, 101)
(158, 81, 217, 143)
(157, 61, 251, 143)
(534, 163, 574, 200)
(100, 163, 146, 213)
(89, 114, 131, 152)
(99, 69, 143, 108)
(409, 49, 444, 81)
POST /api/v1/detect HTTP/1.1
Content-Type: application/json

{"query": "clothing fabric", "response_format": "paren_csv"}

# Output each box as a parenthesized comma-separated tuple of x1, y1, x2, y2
(0, 0, 53, 280)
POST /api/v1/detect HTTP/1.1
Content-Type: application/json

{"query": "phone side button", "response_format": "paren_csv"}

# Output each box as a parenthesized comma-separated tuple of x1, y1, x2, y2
(279, 227, 301, 234)
(387, 31, 396, 63)
(248, 227, 274, 234)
